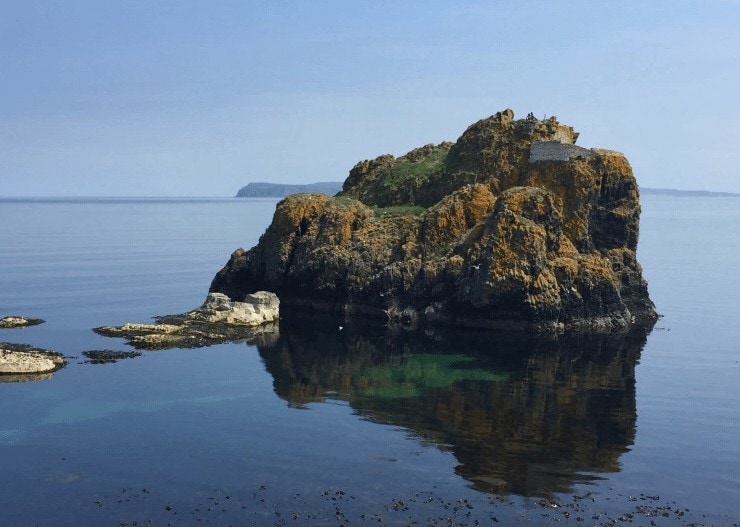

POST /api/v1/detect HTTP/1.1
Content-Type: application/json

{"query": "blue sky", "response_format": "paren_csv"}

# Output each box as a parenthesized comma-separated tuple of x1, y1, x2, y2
(1, 1, 739, 196)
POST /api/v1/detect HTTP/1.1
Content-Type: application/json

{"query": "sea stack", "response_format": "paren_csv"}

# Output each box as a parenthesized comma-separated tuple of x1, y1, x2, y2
(211, 110, 657, 333)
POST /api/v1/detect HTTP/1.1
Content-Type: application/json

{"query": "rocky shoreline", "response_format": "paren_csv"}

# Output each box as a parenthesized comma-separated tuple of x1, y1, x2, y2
(82, 482, 734, 527)
(0, 293, 281, 381)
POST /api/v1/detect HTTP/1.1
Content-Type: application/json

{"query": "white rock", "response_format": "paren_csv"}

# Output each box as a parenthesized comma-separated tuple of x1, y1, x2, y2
(194, 291, 279, 326)
(0, 348, 64, 374)
(0, 316, 43, 328)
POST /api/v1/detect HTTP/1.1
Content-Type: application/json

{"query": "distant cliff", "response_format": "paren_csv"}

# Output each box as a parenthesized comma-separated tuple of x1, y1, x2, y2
(213, 110, 657, 334)
(236, 182, 343, 198)
(641, 187, 740, 197)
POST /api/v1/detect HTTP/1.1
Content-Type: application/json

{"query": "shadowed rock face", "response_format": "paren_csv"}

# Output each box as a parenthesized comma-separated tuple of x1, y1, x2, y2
(211, 110, 656, 333)
(256, 314, 647, 497)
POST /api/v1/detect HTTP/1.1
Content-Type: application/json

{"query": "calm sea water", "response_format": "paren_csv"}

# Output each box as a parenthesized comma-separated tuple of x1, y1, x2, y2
(0, 195, 738, 526)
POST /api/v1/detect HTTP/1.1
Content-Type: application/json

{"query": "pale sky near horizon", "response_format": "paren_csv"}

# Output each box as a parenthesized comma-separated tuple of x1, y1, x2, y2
(2, 1, 739, 197)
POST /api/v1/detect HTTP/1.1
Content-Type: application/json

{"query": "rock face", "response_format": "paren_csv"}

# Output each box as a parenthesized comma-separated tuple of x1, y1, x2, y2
(94, 292, 279, 349)
(0, 343, 64, 376)
(211, 110, 657, 333)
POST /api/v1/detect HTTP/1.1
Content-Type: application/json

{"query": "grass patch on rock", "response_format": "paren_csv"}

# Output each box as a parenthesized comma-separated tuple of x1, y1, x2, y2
(372, 205, 427, 217)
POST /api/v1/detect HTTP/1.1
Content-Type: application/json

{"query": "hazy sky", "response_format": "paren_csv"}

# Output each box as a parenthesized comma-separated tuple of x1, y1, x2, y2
(2, 1, 739, 197)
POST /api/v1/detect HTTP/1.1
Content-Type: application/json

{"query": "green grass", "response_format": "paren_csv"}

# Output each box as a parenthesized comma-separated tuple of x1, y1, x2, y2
(330, 195, 425, 217)
(330, 195, 359, 207)
(339, 145, 453, 208)
(380, 147, 448, 193)
(372, 205, 427, 217)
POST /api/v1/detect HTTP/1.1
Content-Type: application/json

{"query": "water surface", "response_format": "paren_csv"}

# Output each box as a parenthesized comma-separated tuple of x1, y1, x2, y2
(0, 196, 738, 526)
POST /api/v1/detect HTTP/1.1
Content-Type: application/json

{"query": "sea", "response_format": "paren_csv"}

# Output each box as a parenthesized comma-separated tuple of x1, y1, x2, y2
(0, 195, 738, 526)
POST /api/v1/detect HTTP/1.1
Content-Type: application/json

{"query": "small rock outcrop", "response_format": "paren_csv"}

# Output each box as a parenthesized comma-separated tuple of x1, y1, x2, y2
(81, 350, 143, 364)
(0, 343, 65, 377)
(94, 292, 279, 349)
(211, 110, 657, 333)
(0, 316, 44, 328)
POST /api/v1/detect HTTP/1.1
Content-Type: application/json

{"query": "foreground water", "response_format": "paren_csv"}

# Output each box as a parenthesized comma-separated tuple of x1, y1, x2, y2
(0, 196, 738, 526)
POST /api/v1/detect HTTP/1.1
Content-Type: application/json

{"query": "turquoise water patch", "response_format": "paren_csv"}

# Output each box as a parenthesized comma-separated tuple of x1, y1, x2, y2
(42, 394, 251, 425)
(0, 429, 23, 445)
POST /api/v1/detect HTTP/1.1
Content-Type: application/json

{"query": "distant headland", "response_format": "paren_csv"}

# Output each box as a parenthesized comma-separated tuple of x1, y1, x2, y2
(640, 187, 740, 197)
(236, 182, 343, 198)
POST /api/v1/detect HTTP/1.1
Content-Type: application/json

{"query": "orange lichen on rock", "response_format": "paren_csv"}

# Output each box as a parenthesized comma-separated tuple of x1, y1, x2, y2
(211, 110, 656, 333)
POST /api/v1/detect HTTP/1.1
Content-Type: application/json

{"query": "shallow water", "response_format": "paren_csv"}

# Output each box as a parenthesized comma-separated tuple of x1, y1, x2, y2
(0, 195, 738, 526)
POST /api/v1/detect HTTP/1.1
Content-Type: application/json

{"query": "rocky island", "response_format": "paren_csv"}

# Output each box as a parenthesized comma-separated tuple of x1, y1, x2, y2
(211, 110, 657, 333)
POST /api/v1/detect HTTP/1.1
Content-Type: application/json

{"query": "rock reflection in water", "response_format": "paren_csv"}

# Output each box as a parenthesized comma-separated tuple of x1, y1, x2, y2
(256, 316, 649, 497)
(0, 372, 54, 383)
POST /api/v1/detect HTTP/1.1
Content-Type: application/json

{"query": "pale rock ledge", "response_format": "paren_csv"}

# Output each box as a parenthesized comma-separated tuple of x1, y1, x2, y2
(0, 343, 65, 377)
(0, 316, 45, 329)
(94, 292, 279, 349)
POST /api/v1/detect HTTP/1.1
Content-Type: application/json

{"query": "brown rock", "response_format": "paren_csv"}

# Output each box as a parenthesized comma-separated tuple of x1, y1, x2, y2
(211, 110, 656, 333)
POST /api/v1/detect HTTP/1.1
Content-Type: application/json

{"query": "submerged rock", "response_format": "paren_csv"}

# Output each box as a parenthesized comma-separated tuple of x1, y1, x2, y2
(94, 292, 279, 349)
(211, 110, 657, 333)
(0, 316, 44, 328)
(0, 342, 65, 377)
